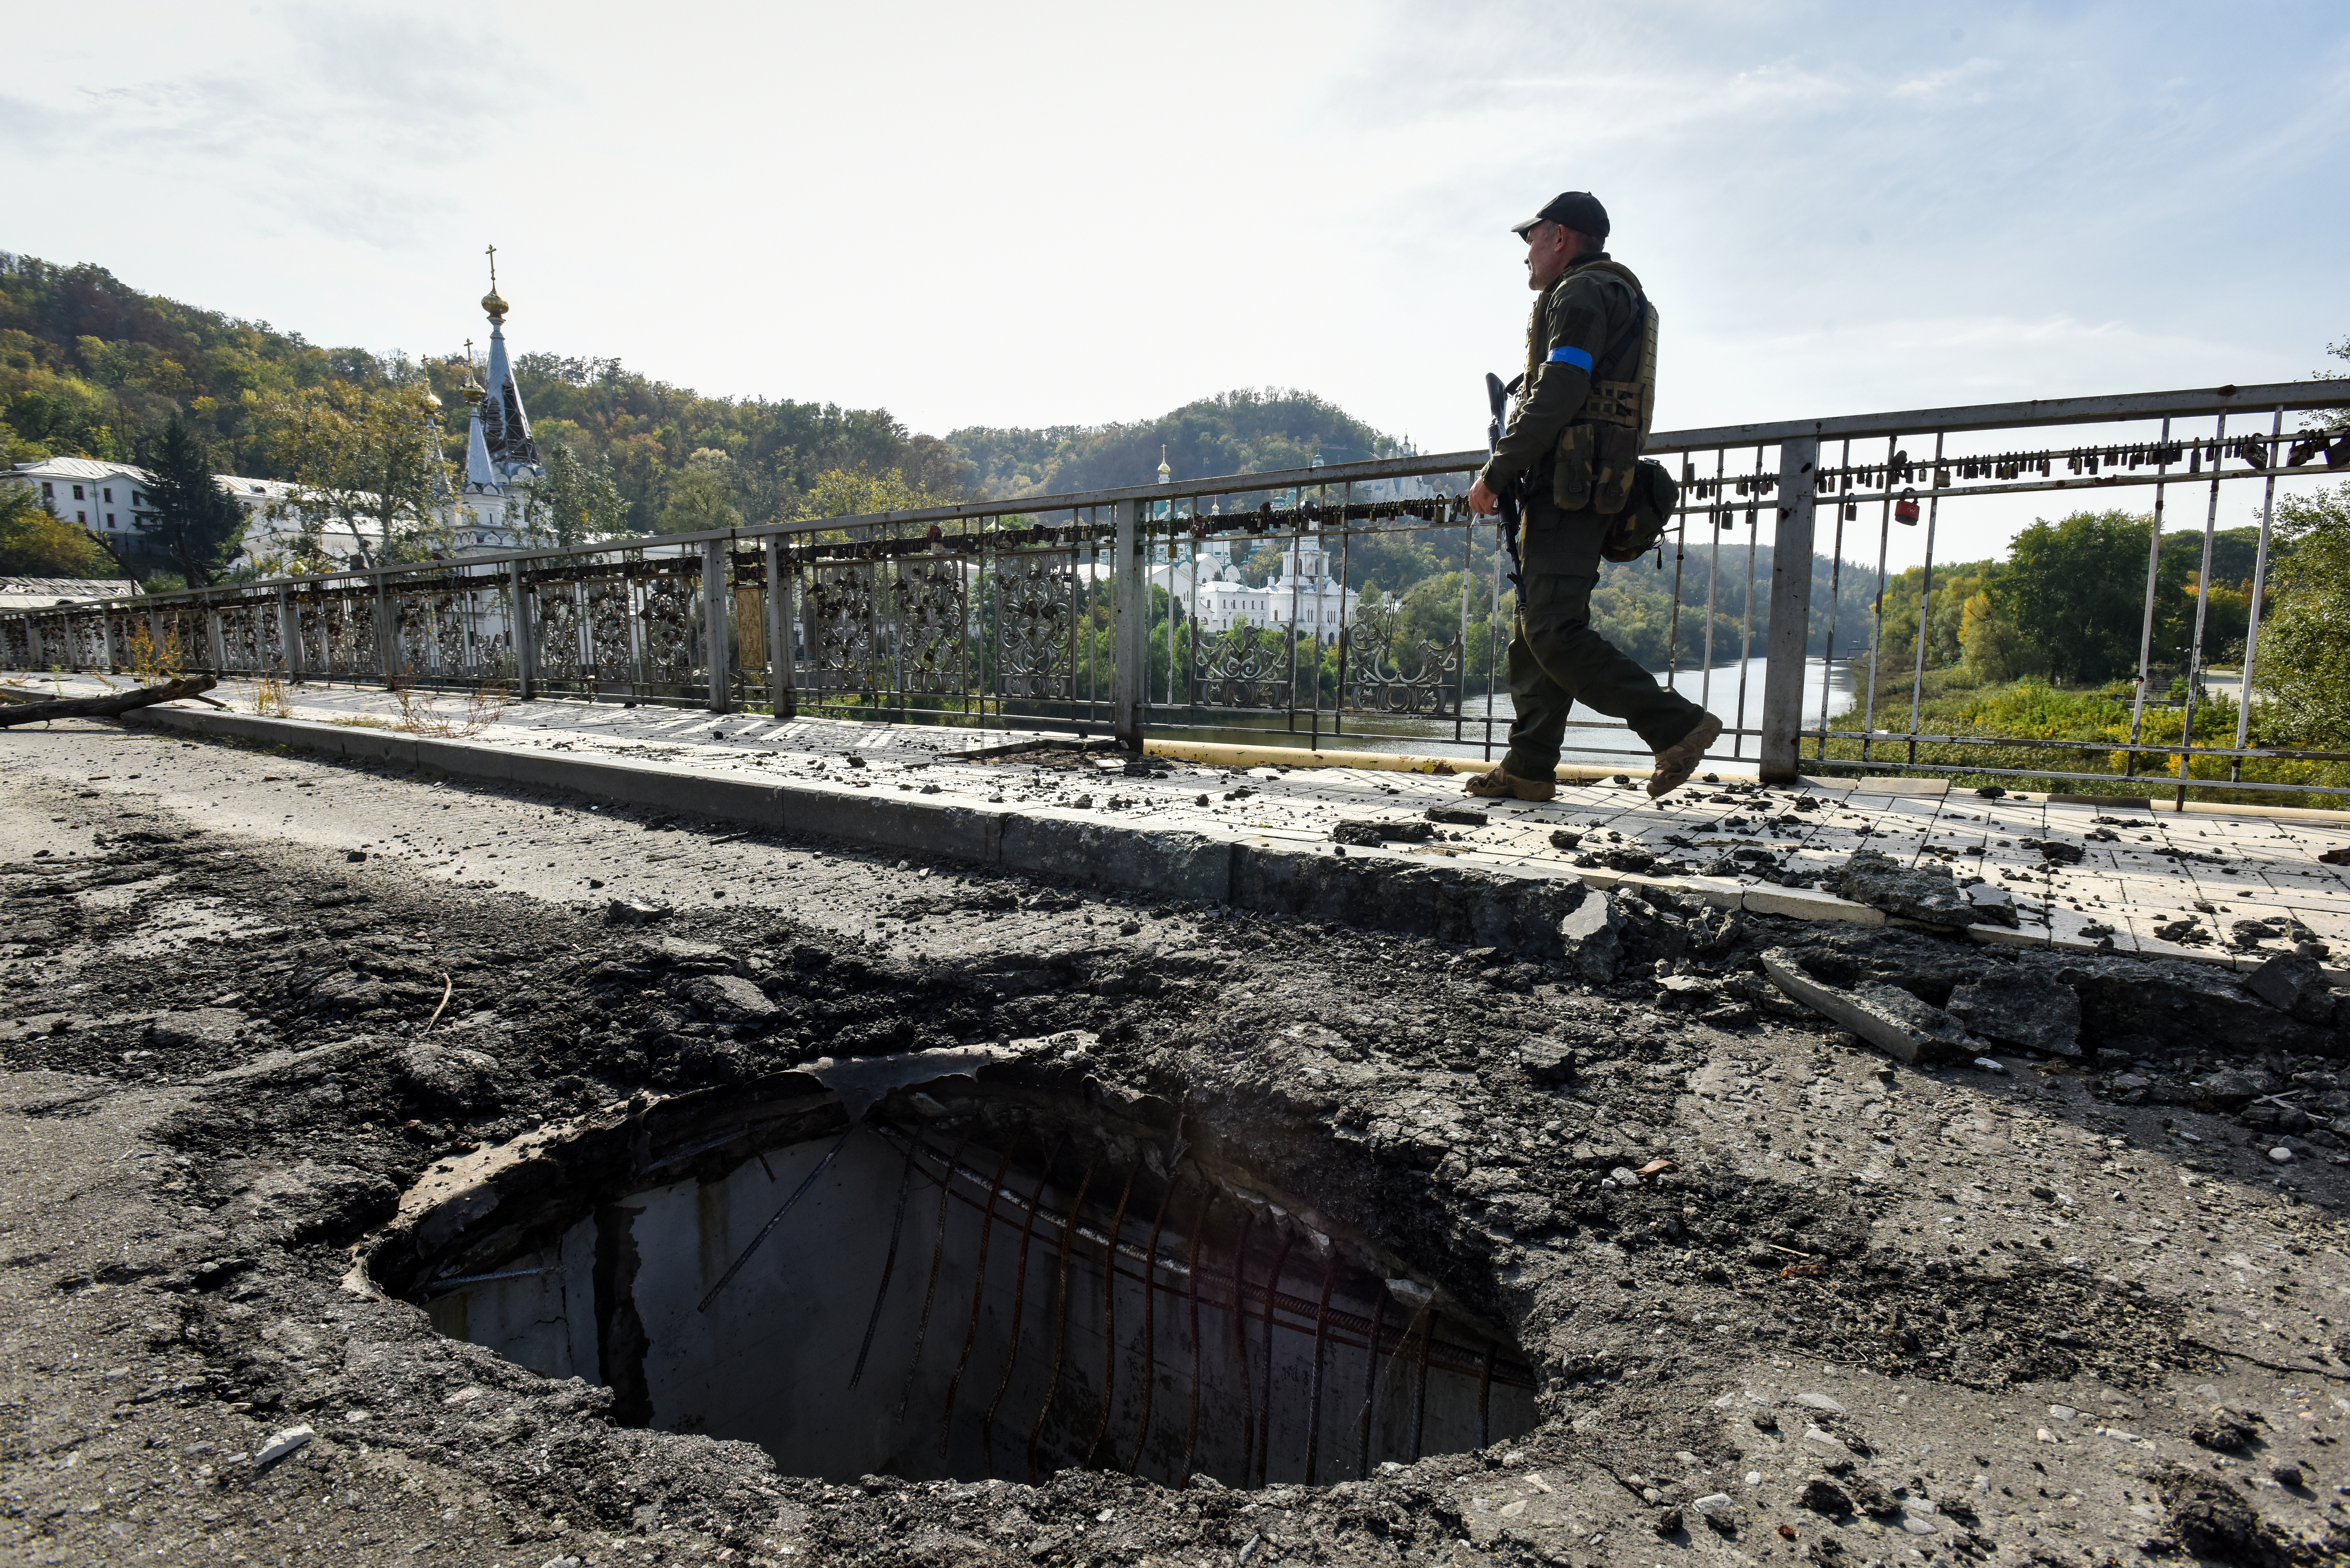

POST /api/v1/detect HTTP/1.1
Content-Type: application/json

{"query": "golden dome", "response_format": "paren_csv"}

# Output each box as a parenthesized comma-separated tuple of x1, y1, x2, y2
(481, 287, 508, 321)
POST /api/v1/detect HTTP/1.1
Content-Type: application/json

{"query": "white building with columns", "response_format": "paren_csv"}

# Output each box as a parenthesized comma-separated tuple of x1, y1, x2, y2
(1148, 533, 1358, 635)
(1142, 450, 1360, 636)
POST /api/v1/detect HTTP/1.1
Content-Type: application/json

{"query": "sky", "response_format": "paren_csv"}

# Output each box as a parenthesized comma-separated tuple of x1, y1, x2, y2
(5, 0, 2347, 567)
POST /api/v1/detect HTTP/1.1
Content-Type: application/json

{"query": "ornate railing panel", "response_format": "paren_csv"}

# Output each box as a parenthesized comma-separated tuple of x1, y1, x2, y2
(1341, 601, 1461, 718)
(992, 551, 1074, 705)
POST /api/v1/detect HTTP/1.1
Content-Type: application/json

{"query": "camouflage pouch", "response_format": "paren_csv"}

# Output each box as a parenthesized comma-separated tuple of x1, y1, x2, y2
(1602, 459, 1680, 562)
(1592, 423, 1641, 515)
(1551, 422, 1596, 511)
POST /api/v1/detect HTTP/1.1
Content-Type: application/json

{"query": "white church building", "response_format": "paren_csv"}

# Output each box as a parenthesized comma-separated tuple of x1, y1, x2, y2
(1141, 449, 1361, 636)
(3, 260, 552, 571)
(1154, 534, 1359, 636)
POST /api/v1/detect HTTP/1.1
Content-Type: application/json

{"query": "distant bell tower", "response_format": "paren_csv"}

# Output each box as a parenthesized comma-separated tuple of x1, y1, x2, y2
(451, 247, 547, 554)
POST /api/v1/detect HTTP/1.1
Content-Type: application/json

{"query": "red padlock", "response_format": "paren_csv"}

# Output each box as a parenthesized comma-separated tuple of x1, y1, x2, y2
(1894, 488, 1921, 525)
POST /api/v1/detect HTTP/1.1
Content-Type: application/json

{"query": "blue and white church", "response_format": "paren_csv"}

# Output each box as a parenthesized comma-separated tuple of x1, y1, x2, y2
(449, 254, 545, 553)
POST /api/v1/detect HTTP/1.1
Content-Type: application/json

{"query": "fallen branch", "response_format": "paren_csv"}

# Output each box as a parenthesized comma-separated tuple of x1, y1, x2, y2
(2177, 1336, 2340, 1378)
(420, 973, 453, 1036)
(0, 674, 220, 728)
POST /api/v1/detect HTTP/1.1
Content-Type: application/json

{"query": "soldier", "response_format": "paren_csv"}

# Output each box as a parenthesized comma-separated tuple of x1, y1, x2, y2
(1465, 191, 1721, 801)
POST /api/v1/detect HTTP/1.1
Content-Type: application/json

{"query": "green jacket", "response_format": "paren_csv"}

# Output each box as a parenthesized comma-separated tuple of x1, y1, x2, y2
(1476, 252, 1644, 495)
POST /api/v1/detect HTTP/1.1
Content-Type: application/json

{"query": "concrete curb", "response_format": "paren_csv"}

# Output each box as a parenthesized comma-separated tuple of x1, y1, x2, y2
(122, 706, 1607, 956)
(110, 704, 2305, 974)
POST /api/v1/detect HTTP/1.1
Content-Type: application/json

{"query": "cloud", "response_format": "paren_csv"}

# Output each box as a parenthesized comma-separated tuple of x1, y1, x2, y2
(1, 0, 2344, 457)
(1889, 57, 2006, 102)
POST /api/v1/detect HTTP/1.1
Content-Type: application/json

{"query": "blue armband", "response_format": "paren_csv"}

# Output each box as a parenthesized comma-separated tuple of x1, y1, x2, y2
(1545, 346, 1594, 371)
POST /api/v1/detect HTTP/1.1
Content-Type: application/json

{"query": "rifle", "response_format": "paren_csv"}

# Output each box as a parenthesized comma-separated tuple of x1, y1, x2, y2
(1484, 371, 1525, 593)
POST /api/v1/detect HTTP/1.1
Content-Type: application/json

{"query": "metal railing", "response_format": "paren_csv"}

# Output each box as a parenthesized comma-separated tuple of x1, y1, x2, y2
(7, 379, 2348, 798)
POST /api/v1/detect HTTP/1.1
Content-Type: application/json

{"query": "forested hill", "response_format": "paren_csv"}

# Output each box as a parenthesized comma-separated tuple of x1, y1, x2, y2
(0, 253, 964, 532)
(946, 390, 1409, 500)
(0, 253, 1413, 530)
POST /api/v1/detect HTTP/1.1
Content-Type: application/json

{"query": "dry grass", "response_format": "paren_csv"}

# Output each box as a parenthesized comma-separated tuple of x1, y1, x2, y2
(125, 624, 184, 684)
(252, 674, 295, 718)
(388, 677, 511, 737)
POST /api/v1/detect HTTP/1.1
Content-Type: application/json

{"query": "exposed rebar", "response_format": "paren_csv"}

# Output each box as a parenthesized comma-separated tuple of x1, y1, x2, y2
(939, 1141, 1022, 1455)
(893, 1130, 969, 1426)
(981, 1135, 1067, 1478)
(1477, 1338, 1498, 1450)
(1304, 1252, 1338, 1485)
(1081, 1160, 1139, 1469)
(846, 1128, 919, 1389)
(1027, 1153, 1100, 1483)
(1255, 1230, 1298, 1487)
(695, 1126, 852, 1314)
(1125, 1172, 1182, 1477)
(1356, 1289, 1386, 1481)
(1179, 1187, 1214, 1483)
(1230, 1212, 1257, 1485)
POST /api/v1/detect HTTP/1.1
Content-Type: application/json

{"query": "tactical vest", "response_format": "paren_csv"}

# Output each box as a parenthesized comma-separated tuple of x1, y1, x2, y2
(1529, 258, 1658, 516)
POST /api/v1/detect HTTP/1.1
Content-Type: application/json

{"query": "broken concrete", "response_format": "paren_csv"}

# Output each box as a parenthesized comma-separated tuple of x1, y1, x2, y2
(2247, 953, 2341, 1025)
(1556, 888, 1627, 983)
(1759, 947, 1968, 1063)
(1946, 969, 2083, 1057)
(1836, 848, 1978, 927)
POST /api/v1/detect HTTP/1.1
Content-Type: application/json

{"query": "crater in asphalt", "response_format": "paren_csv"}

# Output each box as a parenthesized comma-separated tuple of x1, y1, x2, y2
(383, 1069, 1539, 1487)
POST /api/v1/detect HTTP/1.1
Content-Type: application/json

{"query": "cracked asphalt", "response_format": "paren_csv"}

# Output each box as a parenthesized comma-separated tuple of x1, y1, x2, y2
(6, 717, 2350, 1567)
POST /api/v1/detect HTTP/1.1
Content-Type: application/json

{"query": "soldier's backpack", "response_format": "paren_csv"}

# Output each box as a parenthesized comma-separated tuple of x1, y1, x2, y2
(1602, 457, 1680, 563)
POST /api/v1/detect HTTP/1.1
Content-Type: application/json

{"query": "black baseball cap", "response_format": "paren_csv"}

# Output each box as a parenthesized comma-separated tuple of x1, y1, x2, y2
(1511, 191, 1609, 240)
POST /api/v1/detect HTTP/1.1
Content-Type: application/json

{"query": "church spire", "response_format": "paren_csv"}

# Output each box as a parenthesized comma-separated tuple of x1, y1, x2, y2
(481, 244, 508, 322)
(474, 246, 538, 472)
(458, 340, 495, 489)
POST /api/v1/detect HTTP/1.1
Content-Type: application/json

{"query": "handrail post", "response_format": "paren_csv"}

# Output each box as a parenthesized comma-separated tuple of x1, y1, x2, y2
(1113, 499, 1146, 750)
(1760, 435, 1819, 783)
(274, 584, 297, 681)
(206, 596, 226, 674)
(375, 575, 397, 684)
(508, 557, 536, 701)
(703, 538, 731, 713)
(764, 535, 794, 718)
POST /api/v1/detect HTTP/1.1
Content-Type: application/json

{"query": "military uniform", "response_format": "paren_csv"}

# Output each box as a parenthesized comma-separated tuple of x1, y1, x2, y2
(1474, 223, 1708, 785)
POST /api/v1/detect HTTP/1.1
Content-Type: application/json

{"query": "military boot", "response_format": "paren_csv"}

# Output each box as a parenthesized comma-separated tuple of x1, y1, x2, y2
(1463, 765, 1557, 803)
(1646, 713, 1723, 798)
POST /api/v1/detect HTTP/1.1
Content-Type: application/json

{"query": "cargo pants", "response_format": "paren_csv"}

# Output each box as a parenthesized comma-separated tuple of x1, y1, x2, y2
(1500, 493, 1709, 782)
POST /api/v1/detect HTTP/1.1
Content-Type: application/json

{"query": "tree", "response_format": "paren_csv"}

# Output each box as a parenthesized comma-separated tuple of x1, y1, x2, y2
(656, 449, 744, 535)
(518, 441, 629, 547)
(1959, 590, 2022, 682)
(2254, 484, 2350, 744)
(249, 380, 451, 570)
(792, 465, 958, 521)
(1997, 510, 2186, 684)
(134, 414, 245, 586)
(0, 484, 119, 576)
